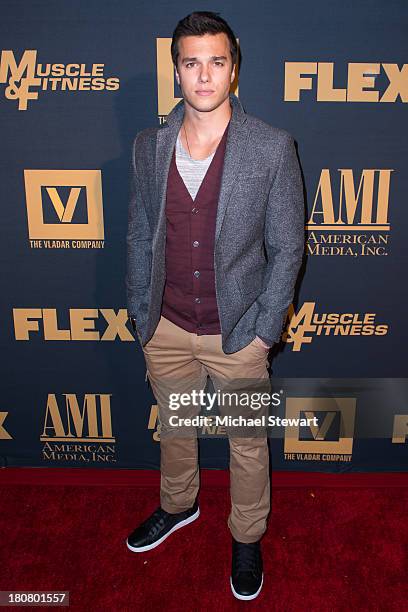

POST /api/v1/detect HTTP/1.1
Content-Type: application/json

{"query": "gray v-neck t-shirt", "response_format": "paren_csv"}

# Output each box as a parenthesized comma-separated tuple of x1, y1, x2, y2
(175, 132, 216, 201)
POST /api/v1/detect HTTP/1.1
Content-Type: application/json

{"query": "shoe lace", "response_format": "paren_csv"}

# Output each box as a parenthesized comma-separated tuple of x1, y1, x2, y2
(234, 542, 260, 573)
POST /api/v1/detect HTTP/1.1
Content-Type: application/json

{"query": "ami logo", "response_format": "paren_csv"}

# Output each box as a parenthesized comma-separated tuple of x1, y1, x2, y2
(24, 169, 104, 241)
(307, 169, 392, 231)
(41, 393, 114, 443)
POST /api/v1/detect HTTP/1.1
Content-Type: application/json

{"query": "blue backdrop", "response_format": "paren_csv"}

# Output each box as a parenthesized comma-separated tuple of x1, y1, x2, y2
(1, 0, 407, 471)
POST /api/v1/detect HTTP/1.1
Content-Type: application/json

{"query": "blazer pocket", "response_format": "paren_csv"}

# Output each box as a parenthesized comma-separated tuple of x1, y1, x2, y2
(236, 172, 269, 181)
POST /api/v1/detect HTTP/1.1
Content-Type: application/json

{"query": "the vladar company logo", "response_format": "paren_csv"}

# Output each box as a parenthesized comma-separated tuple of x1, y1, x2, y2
(284, 397, 356, 463)
(306, 169, 392, 257)
(0, 50, 119, 110)
(284, 302, 388, 351)
(24, 170, 104, 249)
(41, 393, 116, 463)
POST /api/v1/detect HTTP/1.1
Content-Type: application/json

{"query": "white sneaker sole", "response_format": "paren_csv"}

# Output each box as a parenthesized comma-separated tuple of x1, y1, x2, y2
(126, 507, 200, 553)
(230, 573, 264, 601)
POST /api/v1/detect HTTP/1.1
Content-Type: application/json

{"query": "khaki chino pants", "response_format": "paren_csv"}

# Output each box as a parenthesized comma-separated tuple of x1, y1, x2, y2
(142, 314, 271, 544)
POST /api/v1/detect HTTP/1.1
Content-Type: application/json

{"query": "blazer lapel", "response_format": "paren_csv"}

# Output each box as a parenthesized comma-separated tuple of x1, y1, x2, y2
(214, 97, 249, 243)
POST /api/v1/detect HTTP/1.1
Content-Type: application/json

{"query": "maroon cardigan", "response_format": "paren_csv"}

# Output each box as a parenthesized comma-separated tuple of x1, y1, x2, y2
(160, 122, 230, 335)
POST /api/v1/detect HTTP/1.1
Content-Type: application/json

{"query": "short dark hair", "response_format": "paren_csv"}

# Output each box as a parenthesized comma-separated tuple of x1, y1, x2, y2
(171, 11, 238, 70)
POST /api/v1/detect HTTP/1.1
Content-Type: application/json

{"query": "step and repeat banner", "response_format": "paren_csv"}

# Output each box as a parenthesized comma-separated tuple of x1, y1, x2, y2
(1, 1, 407, 472)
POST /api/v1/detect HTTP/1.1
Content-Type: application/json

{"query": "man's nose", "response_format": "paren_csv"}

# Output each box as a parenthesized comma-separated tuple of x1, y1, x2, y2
(199, 65, 210, 82)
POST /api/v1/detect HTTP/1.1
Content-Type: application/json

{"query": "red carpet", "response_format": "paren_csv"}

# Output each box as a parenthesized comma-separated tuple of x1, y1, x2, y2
(0, 469, 407, 611)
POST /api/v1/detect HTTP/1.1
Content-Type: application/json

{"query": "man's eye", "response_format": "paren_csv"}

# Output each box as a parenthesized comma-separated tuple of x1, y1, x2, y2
(186, 63, 196, 68)
(215, 62, 224, 66)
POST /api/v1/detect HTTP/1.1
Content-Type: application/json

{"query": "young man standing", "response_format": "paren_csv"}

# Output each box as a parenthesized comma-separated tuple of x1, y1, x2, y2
(126, 11, 304, 601)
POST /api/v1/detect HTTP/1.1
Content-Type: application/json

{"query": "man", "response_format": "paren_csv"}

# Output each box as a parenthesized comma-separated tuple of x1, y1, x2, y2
(125, 11, 304, 601)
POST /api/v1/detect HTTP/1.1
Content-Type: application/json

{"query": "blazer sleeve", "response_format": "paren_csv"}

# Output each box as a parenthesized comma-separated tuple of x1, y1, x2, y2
(125, 133, 153, 320)
(254, 134, 305, 343)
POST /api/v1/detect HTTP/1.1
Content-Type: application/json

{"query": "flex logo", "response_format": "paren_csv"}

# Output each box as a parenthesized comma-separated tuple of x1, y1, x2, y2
(156, 38, 240, 120)
(0, 50, 119, 110)
(13, 308, 134, 341)
(284, 62, 408, 102)
(24, 170, 104, 248)
(283, 302, 388, 351)
(284, 397, 356, 460)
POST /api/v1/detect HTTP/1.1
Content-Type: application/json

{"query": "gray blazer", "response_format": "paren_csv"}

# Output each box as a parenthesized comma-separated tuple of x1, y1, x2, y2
(126, 92, 304, 354)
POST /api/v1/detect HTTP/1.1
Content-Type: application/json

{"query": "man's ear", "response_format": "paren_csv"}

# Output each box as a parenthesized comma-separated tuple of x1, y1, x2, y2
(175, 67, 180, 85)
(230, 65, 236, 83)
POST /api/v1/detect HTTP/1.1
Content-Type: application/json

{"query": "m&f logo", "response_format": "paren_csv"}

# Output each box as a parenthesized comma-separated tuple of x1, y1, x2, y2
(284, 397, 356, 462)
(284, 62, 408, 103)
(41, 393, 116, 463)
(283, 302, 388, 351)
(156, 38, 239, 121)
(24, 170, 104, 249)
(0, 50, 119, 110)
(306, 168, 392, 257)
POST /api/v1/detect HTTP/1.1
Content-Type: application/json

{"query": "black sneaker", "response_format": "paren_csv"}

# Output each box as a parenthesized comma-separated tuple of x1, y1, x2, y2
(126, 500, 200, 552)
(230, 537, 263, 600)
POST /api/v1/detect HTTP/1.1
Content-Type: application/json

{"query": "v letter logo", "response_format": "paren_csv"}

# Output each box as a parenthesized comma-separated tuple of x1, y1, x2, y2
(46, 187, 81, 223)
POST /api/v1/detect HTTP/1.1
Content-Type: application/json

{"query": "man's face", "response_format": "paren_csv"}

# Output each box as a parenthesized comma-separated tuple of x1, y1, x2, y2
(174, 32, 236, 113)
